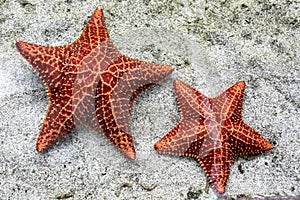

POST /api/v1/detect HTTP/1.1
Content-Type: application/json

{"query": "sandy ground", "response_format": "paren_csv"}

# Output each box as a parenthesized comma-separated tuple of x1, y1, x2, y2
(0, 0, 299, 199)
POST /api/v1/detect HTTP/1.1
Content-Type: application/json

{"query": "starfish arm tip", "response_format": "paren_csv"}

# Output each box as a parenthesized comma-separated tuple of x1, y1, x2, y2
(168, 64, 174, 71)
(36, 143, 46, 153)
(265, 140, 273, 151)
(173, 78, 182, 87)
(15, 40, 26, 53)
(153, 142, 161, 151)
(236, 80, 246, 88)
(95, 7, 104, 15)
(124, 151, 136, 160)
(77, 7, 109, 44)
(214, 183, 226, 194)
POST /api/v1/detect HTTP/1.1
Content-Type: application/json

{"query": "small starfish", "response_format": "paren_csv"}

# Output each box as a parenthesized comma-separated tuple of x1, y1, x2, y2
(16, 8, 173, 159)
(154, 79, 272, 193)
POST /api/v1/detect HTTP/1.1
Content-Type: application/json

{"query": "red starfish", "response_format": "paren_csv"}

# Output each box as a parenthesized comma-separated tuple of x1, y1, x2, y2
(154, 79, 272, 193)
(16, 8, 173, 159)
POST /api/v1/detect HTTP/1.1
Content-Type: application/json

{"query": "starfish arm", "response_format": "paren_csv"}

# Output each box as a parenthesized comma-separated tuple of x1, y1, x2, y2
(197, 146, 234, 194)
(95, 94, 136, 159)
(76, 8, 109, 46)
(16, 41, 66, 92)
(94, 60, 173, 159)
(36, 102, 75, 152)
(110, 59, 173, 134)
(228, 123, 273, 156)
(213, 81, 245, 121)
(66, 8, 113, 66)
(16, 8, 110, 94)
(154, 119, 208, 156)
(173, 79, 208, 119)
(111, 59, 174, 119)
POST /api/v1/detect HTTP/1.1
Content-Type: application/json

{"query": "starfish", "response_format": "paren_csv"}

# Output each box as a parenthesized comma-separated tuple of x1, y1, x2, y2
(154, 79, 272, 193)
(16, 8, 173, 159)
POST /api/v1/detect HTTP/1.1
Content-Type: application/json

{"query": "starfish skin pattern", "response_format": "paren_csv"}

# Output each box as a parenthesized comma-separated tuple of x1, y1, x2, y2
(154, 79, 272, 194)
(16, 8, 173, 159)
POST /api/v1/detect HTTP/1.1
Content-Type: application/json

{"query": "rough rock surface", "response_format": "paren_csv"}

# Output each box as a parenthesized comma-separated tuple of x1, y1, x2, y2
(0, 0, 299, 199)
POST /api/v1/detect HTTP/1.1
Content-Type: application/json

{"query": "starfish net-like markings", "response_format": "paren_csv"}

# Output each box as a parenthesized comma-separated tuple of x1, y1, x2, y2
(16, 8, 173, 159)
(154, 79, 272, 193)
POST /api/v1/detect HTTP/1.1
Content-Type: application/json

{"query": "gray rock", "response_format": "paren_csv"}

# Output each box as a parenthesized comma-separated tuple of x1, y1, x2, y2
(0, 0, 299, 199)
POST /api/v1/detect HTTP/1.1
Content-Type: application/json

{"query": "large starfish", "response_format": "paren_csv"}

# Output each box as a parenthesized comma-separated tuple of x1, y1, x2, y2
(16, 8, 173, 159)
(154, 79, 272, 193)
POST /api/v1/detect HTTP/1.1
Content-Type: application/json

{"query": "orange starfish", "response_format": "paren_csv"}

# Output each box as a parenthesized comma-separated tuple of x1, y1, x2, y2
(16, 8, 173, 159)
(154, 79, 272, 193)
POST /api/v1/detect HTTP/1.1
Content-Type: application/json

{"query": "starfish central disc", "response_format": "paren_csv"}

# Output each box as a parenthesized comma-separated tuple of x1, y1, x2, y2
(154, 79, 272, 193)
(16, 8, 173, 159)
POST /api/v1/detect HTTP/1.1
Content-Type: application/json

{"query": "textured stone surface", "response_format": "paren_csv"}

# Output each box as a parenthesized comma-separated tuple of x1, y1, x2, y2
(0, 0, 299, 199)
